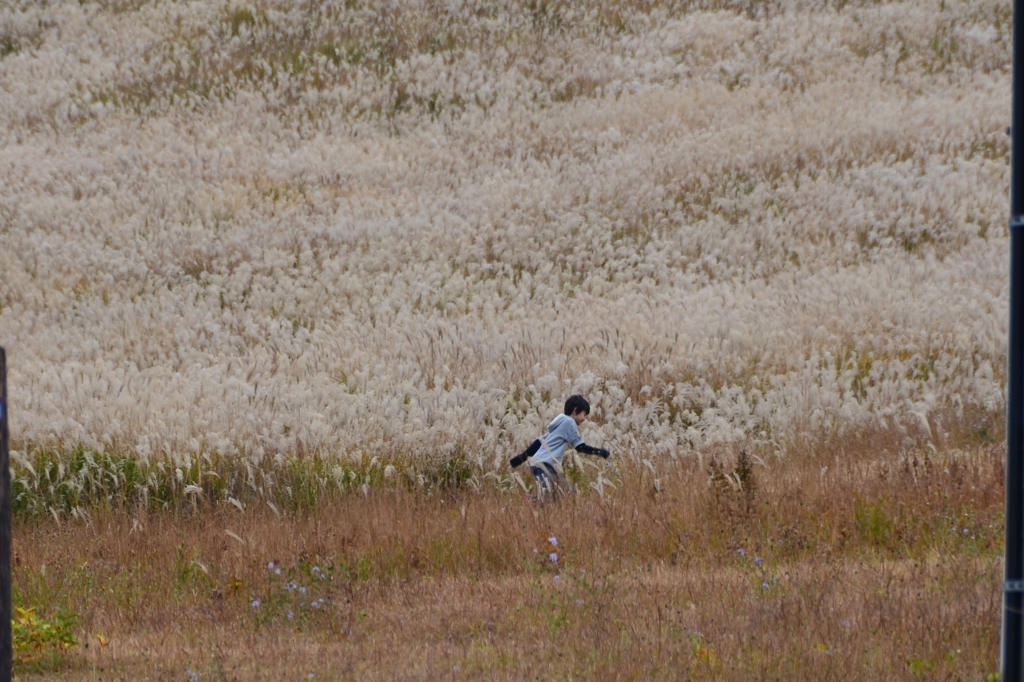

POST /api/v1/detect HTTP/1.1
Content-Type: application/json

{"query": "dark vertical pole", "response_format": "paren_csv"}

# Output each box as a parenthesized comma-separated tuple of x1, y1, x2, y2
(1005, 0, 1024, 674)
(0, 348, 10, 682)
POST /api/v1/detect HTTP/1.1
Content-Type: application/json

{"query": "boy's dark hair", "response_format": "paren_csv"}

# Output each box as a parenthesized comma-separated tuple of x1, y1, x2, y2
(564, 395, 590, 416)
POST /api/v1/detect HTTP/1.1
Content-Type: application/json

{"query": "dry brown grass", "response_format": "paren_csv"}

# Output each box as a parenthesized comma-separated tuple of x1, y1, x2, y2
(12, 426, 1004, 680)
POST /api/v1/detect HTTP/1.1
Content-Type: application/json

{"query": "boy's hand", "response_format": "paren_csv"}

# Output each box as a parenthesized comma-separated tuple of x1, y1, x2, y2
(598, 448, 611, 459)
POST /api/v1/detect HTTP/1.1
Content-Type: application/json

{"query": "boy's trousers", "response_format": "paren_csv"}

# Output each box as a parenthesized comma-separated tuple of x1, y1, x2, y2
(529, 460, 568, 502)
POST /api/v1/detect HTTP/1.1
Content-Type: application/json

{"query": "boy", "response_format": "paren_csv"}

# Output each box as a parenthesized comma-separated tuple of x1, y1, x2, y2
(509, 395, 610, 500)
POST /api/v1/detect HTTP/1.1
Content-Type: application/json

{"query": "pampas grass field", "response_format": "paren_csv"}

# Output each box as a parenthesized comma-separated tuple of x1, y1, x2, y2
(0, 0, 1012, 677)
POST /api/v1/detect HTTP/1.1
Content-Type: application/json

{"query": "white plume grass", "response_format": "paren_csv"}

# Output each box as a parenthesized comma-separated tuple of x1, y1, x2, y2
(0, 0, 1010, 503)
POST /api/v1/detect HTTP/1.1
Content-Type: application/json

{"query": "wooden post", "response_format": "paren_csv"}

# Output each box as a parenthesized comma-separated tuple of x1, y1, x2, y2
(0, 348, 10, 681)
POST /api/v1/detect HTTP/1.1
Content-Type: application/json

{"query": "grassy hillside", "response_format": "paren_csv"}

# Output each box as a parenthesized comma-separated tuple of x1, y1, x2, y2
(1, 1, 1011, 678)
(0, 0, 1012, 493)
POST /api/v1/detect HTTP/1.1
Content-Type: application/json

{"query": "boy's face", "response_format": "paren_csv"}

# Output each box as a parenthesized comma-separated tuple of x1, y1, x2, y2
(571, 409, 588, 426)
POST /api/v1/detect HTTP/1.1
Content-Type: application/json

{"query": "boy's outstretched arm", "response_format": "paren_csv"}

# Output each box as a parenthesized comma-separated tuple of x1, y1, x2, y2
(509, 440, 541, 468)
(575, 442, 611, 458)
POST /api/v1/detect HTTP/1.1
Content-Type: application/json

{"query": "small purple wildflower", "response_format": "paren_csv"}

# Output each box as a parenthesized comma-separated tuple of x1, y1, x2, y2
(251, 599, 260, 608)
(737, 548, 746, 557)
(553, 575, 561, 584)
(548, 536, 558, 547)
(549, 553, 558, 563)
(754, 557, 763, 567)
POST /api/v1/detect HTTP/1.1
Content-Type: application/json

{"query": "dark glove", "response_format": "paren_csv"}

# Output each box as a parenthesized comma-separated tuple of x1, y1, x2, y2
(576, 443, 610, 458)
(510, 440, 542, 468)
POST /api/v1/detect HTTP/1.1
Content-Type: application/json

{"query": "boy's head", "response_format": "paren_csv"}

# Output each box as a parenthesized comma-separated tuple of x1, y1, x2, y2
(564, 395, 590, 425)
